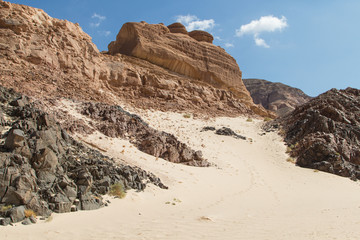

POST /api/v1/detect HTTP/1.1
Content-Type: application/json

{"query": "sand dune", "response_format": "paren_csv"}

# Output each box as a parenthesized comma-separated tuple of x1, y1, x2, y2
(3, 111, 360, 240)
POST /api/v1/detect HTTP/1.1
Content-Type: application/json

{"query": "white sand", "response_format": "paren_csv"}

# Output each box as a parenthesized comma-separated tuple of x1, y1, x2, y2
(3, 110, 360, 240)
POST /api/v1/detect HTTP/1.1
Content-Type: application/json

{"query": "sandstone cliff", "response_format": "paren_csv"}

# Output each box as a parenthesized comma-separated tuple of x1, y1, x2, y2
(268, 88, 360, 180)
(243, 78, 312, 116)
(0, 1, 272, 118)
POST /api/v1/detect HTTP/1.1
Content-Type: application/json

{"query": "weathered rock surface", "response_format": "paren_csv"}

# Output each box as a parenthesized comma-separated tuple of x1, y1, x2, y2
(272, 88, 360, 180)
(0, 2, 273, 118)
(243, 78, 312, 116)
(0, 86, 167, 220)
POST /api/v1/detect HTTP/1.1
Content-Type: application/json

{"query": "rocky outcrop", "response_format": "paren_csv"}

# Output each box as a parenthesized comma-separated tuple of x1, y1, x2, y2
(243, 78, 312, 116)
(108, 21, 252, 103)
(80, 102, 209, 167)
(0, 2, 273, 118)
(0, 86, 167, 221)
(272, 88, 360, 180)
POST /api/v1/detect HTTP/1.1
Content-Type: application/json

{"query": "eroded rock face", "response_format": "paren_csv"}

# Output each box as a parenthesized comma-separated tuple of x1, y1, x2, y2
(0, 2, 273, 120)
(274, 88, 360, 180)
(108, 21, 252, 101)
(243, 78, 312, 116)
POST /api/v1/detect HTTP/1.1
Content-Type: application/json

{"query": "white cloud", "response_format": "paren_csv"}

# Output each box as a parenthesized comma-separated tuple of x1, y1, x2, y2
(254, 34, 269, 48)
(92, 13, 106, 21)
(90, 13, 106, 28)
(175, 14, 215, 31)
(235, 15, 288, 48)
(225, 43, 234, 48)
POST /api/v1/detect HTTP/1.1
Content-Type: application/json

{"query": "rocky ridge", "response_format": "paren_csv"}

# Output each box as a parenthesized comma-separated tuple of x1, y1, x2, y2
(269, 88, 360, 180)
(243, 78, 312, 116)
(0, 1, 273, 118)
(0, 86, 168, 225)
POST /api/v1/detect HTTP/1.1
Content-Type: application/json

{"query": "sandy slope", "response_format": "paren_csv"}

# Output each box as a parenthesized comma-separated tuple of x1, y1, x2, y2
(3, 110, 360, 240)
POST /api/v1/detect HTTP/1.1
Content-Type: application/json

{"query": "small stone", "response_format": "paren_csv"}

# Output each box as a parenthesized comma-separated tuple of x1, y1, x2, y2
(0, 218, 11, 226)
(21, 218, 32, 225)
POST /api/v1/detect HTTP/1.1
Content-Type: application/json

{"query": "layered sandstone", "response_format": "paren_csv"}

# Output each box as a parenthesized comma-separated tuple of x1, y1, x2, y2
(243, 78, 312, 116)
(0, 1, 272, 118)
(108, 21, 250, 101)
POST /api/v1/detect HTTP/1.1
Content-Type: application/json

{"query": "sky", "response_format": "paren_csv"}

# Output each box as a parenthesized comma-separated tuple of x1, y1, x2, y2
(8, 0, 360, 97)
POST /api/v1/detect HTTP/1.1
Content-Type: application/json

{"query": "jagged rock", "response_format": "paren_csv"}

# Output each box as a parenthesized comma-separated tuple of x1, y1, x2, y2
(274, 88, 360, 180)
(243, 78, 312, 116)
(167, 22, 188, 34)
(81, 102, 210, 167)
(200, 126, 216, 132)
(189, 30, 214, 43)
(0, 86, 167, 218)
(4, 129, 25, 149)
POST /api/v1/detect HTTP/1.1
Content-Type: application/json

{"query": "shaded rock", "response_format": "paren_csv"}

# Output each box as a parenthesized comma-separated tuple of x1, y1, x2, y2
(0, 86, 167, 219)
(243, 78, 312, 116)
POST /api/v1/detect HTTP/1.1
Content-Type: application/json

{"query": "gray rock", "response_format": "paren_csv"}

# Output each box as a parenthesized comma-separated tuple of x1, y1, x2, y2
(0, 218, 11, 226)
(21, 218, 32, 225)
(8, 206, 25, 223)
(29, 215, 37, 223)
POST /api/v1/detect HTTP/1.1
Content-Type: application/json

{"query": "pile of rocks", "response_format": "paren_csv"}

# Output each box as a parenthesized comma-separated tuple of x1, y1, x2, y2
(201, 126, 246, 140)
(81, 102, 209, 167)
(274, 88, 360, 180)
(0, 87, 167, 225)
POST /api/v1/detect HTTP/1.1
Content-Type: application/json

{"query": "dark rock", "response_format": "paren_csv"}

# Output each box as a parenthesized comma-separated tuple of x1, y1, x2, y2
(0, 86, 168, 220)
(275, 88, 360, 180)
(200, 126, 216, 132)
(81, 102, 209, 167)
(214, 127, 246, 140)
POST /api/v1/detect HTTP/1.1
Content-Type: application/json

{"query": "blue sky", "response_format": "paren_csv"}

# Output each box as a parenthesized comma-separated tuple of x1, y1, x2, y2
(8, 0, 360, 96)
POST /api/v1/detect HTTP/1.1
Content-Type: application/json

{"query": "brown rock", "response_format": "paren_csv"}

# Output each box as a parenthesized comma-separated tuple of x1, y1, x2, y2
(0, 2, 273, 119)
(189, 30, 214, 43)
(167, 22, 188, 35)
(243, 78, 312, 116)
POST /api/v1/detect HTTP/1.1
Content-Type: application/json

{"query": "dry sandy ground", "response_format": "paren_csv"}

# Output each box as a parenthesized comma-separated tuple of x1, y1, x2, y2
(3, 109, 360, 240)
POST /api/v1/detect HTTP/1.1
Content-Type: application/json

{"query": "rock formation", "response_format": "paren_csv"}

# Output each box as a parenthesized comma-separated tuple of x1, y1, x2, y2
(243, 78, 312, 116)
(270, 88, 360, 180)
(0, 86, 167, 223)
(0, 1, 273, 117)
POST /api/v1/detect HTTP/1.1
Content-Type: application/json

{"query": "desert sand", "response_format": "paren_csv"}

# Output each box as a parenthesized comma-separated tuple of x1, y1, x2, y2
(3, 109, 360, 240)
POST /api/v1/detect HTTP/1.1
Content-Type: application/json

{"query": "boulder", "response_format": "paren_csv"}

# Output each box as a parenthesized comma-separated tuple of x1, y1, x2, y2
(167, 22, 188, 34)
(4, 129, 25, 150)
(189, 30, 214, 43)
(8, 206, 25, 223)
